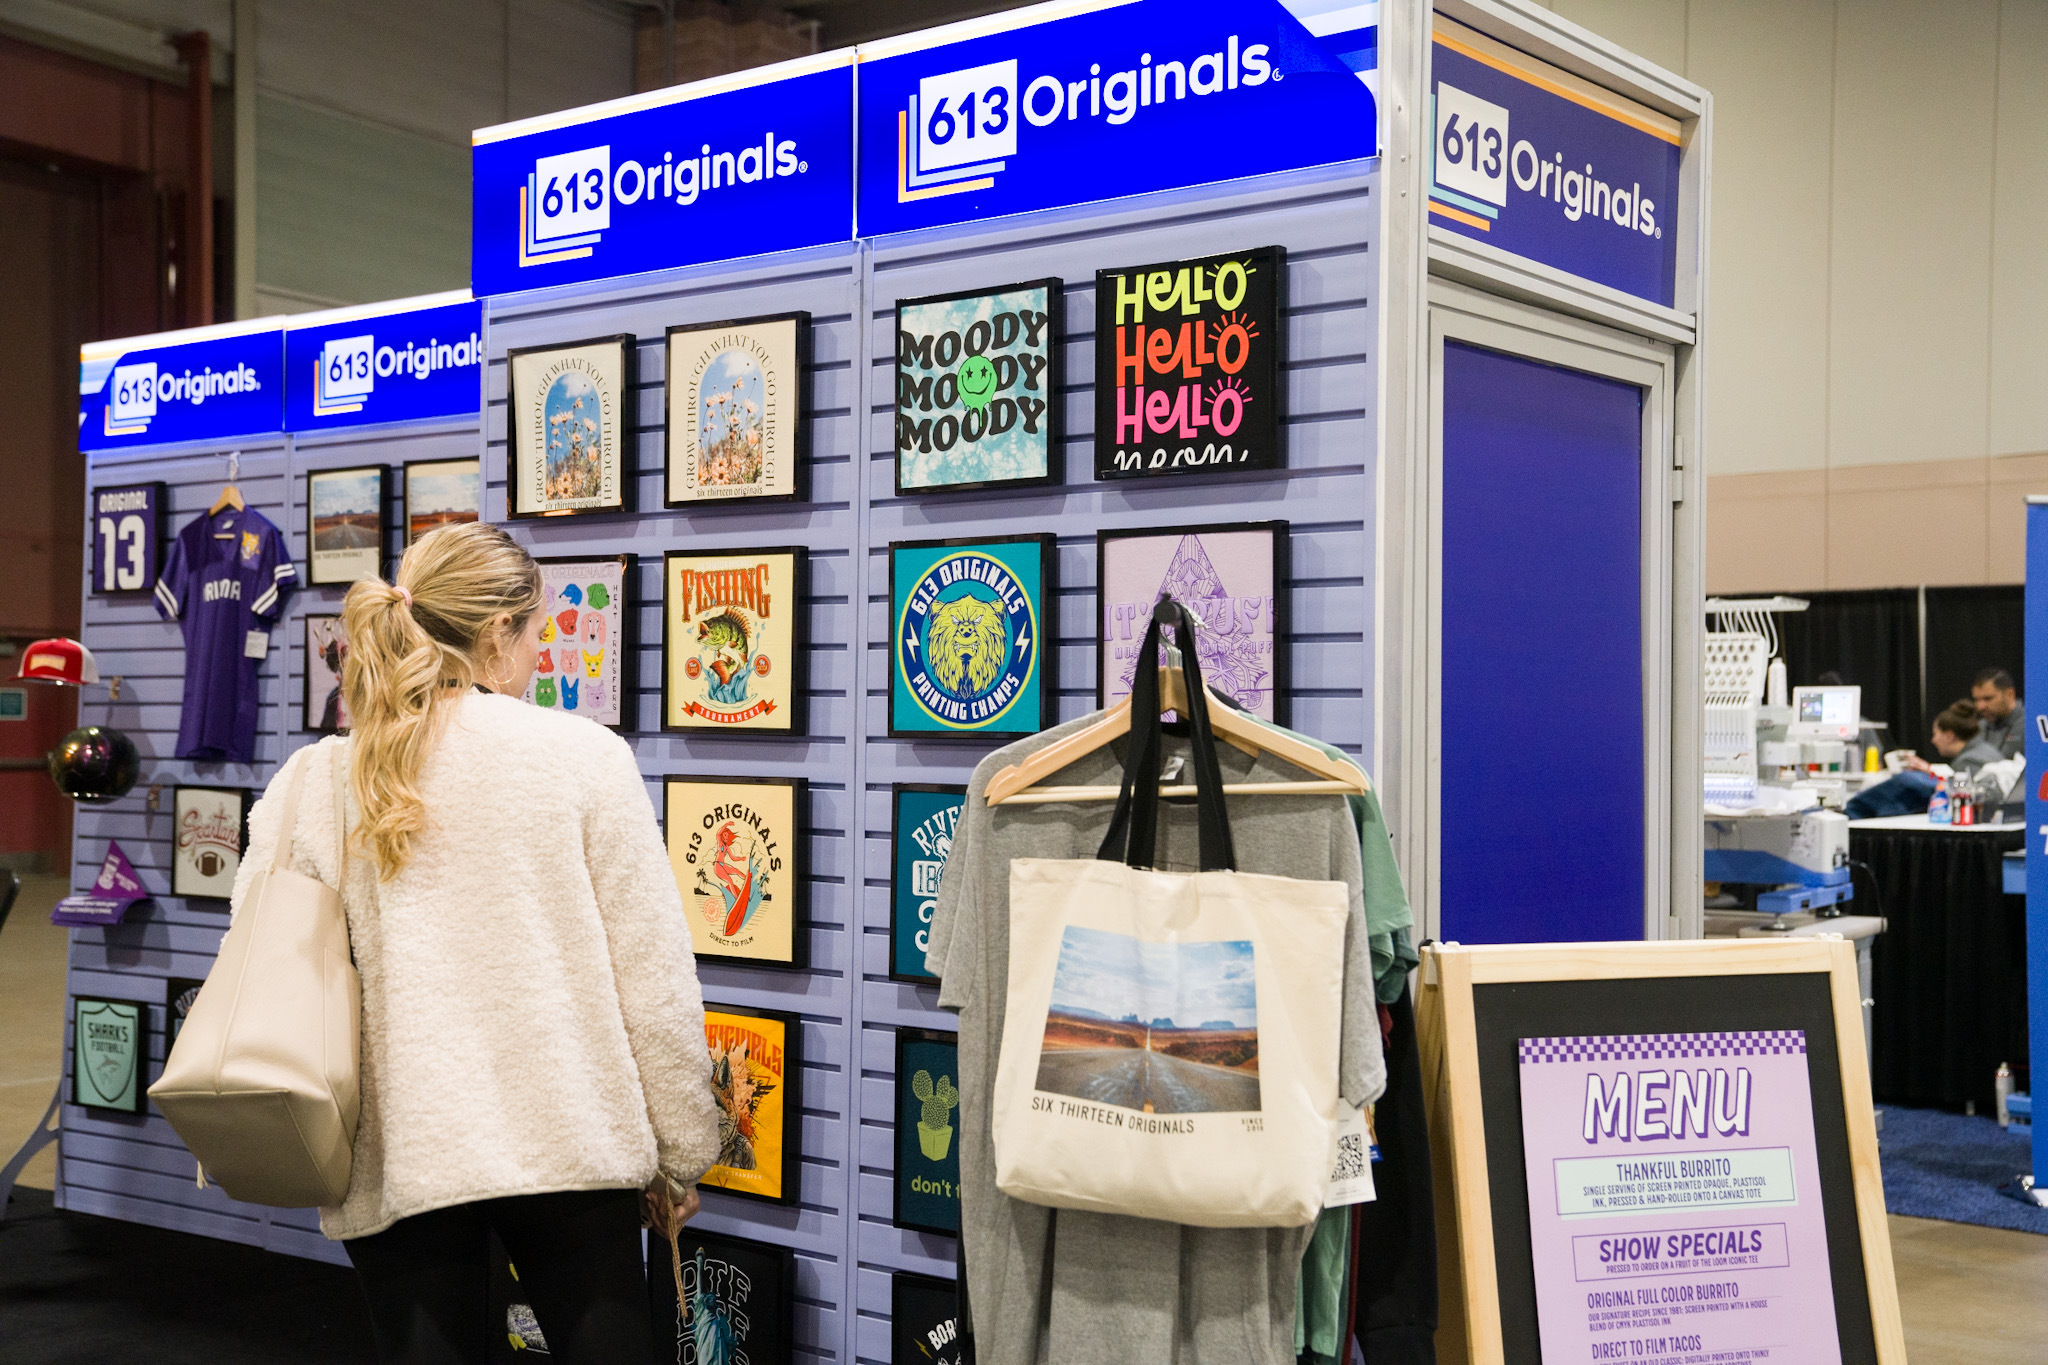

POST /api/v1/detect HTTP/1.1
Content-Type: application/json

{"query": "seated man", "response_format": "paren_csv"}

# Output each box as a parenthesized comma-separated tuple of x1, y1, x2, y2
(1845, 702, 2004, 819)
(1970, 667, 2024, 759)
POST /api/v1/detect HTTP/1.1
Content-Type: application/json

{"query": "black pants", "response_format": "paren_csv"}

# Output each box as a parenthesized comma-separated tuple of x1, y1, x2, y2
(344, 1188, 651, 1365)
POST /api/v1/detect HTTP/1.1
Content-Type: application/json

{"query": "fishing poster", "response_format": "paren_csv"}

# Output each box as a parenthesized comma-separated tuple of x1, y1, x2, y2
(1517, 1030, 1841, 1365)
(663, 548, 803, 734)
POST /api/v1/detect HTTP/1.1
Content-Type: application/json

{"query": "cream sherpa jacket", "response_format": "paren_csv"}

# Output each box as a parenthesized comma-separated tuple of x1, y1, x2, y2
(230, 693, 721, 1239)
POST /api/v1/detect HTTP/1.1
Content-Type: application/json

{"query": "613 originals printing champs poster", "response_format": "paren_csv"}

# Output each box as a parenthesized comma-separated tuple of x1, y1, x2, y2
(1517, 1031, 1840, 1365)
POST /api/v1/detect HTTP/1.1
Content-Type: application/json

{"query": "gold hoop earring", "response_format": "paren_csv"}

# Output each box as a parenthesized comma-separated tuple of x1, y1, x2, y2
(485, 654, 514, 689)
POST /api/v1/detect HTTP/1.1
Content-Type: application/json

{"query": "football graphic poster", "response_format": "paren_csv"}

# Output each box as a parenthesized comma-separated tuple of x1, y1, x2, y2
(1094, 245, 1285, 481)
(698, 1005, 803, 1205)
(665, 777, 806, 969)
(647, 1227, 795, 1365)
(890, 785, 964, 984)
(894, 1028, 962, 1236)
(171, 786, 251, 900)
(1517, 1031, 1842, 1365)
(889, 534, 1055, 740)
(305, 465, 385, 585)
(663, 548, 804, 735)
(891, 1271, 966, 1365)
(403, 457, 481, 545)
(72, 997, 147, 1114)
(524, 555, 632, 729)
(895, 279, 1062, 496)
(507, 335, 631, 518)
(665, 312, 809, 506)
(1097, 522, 1288, 723)
(303, 614, 351, 734)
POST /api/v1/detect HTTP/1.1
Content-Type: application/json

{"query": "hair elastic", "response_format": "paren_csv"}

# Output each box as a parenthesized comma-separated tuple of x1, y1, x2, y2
(395, 586, 414, 608)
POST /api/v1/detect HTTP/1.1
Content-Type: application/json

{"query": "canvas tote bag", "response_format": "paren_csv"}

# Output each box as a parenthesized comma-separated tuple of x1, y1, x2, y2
(150, 741, 361, 1207)
(991, 602, 1349, 1228)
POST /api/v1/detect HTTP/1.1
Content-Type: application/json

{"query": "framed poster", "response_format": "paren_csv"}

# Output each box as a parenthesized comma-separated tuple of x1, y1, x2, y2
(303, 614, 352, 733)
(72, 996, 148, 1114)
(506, 334, 633, 519)
(1096, 521, 1289, 723)
(166, 978, 206, 1049)
(1418, 939, 1905, 1365)
(171, 785, 252, 901)
(304, 465, 386, 585)
(403, 457, 482, 545)
(894, 1028, 962, 1236)
(891, 1271, 967, 1365)
(662, 547, 805, 735)
(889, 784, 964, 984)
(647, 1227, 795, 1365)
(895, 278, 1062, 496)
(664, 311, 809, 507)
(91, 482, 163, 595)
(700, 1004, 804, 1205)
(1094, 245, 1286, 481)
(524, 555, 633, 729)
(664, 776, 807, 969)
(889, 534, 1056, 741)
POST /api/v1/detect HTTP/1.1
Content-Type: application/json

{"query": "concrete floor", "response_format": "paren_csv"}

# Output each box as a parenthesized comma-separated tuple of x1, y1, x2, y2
(4, 873, 2047, 1359)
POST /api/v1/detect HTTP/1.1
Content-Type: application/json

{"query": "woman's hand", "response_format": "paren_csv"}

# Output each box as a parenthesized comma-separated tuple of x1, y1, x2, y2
(641, 1176, 699, 1241)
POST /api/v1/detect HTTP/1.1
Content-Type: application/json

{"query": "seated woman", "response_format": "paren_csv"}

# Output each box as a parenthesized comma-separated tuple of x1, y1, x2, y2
(1845, 702, 2004, 819)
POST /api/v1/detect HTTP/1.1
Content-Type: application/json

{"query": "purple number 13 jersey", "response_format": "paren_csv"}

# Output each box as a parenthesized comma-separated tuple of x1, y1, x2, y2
(155, 506, 297, 763)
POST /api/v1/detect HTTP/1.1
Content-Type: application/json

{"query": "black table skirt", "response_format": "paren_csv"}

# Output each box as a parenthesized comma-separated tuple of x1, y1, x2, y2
(1854, 825, 2029, 1110)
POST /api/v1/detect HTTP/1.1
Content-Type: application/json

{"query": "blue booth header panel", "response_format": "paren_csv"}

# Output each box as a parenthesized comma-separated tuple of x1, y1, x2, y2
(285, 293, 484, 433)
(79, 320, 285, 453)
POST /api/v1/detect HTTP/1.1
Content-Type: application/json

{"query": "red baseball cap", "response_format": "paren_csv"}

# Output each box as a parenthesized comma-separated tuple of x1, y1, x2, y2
(18, 638, 100, 686)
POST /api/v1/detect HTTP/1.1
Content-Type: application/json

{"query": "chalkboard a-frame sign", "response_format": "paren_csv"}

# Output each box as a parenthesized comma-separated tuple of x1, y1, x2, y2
(1417, 939, 1905, 1365)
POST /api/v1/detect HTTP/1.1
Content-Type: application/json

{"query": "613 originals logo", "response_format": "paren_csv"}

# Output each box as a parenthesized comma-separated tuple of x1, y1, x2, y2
(314, 331, 481, 416)
(1431, 82, 1660, 239)
(899, 36, 1279, 201)
(519, 133, 806, 266)
(105, 360, 260, 436)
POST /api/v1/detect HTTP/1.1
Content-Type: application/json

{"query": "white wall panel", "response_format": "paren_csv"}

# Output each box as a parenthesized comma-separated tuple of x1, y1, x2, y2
(1988, 0, 2048, 458)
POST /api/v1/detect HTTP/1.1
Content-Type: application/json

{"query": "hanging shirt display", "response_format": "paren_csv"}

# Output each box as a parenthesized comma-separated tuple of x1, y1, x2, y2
(154, 506, 296, 763)
(927, 712, 1388, 1365)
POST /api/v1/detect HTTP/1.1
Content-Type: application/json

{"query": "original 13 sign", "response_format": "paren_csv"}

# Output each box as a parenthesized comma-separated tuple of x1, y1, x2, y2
(92, 483, 162, 595)
(1095, 247, 1285, 480)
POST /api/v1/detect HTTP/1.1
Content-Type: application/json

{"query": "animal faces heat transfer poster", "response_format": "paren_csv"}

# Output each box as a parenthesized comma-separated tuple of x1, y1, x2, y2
(699, 1006, 800, 1204)
(895, 279, 1061, 494)
(889, 535, 1053, 739)
(1095, 246, 1284, 480)
(525, 556, 629, 728)
(1098, 522, 1286, 722)
(1517, 1031, 1841, 1365)
(663, 548, 802, 734)
(665, 777, 804, 968)
(666, 312, 807, 505)
(508, 336, 629, 516)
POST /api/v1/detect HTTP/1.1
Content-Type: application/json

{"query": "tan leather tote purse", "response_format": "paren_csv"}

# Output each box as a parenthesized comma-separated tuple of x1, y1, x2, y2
(150, 742, 361, 1207)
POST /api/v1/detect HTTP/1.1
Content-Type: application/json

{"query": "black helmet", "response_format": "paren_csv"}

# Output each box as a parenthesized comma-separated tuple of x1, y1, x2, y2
(49, 726, 141, 803)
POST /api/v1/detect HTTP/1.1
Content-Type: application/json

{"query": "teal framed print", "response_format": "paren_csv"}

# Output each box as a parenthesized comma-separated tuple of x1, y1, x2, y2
(893, 1027, 962, 1236)
(890, 784, 964, 984)
(72, 996, 148, 1114)
(888, 534, 1055, 740)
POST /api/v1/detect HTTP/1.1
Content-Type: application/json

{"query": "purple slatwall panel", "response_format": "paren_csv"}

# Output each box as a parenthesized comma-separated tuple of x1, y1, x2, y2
(65, 161, 1377, 1361)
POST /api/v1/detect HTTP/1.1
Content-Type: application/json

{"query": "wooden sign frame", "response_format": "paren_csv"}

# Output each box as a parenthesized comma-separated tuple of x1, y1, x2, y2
(1416, 938, 1904, 1365)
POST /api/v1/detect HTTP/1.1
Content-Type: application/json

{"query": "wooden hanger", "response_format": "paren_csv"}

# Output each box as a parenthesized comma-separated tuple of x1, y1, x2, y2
(984, 617, 1370, 807)
(208, 483, 244, 515)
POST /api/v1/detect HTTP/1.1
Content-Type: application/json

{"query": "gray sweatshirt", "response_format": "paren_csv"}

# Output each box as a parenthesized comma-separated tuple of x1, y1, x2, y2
(927, 712, 1386, 1364)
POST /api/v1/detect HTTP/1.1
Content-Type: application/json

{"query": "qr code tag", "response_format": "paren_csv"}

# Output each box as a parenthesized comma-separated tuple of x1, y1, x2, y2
(1325, 1101, 1377, 1207)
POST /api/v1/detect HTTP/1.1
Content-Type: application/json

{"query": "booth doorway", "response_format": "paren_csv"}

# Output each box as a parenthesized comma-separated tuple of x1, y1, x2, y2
(1425, 284, 1677, 944)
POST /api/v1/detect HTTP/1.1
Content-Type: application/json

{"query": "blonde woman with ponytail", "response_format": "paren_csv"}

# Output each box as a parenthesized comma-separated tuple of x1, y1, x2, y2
(229, 523, 717, 1363)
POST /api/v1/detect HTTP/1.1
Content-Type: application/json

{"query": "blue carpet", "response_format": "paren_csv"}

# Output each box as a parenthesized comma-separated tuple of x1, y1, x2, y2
(1878, 1104, 2048, 1235)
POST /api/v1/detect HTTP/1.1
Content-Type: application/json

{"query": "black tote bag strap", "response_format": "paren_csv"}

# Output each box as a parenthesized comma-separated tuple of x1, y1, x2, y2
(1096, 599, 1238, 872)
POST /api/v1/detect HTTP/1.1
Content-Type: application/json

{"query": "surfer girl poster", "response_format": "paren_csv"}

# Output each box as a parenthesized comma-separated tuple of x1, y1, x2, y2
(664, 776, 808, 969)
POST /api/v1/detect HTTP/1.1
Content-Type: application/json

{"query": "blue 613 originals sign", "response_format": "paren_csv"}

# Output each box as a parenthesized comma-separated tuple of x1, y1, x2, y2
(285, 294, 483, 432)
(470, 54, 854, 296)
(79, 323, 284, 452)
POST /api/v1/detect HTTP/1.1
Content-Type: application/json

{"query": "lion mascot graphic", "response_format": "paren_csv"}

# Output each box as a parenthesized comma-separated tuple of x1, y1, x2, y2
(927, 594, 1010, 698)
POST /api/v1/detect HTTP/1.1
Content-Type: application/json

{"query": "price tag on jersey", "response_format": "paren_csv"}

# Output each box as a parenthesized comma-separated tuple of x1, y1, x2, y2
(244, 630, 270, 660)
